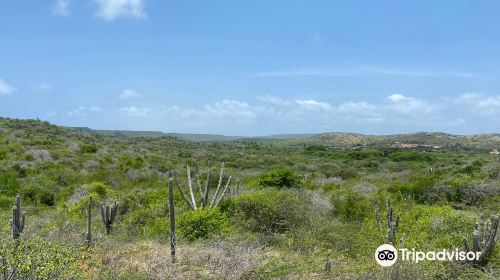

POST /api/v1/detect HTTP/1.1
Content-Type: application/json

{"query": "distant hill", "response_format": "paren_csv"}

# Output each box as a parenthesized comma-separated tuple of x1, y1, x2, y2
(1, 119, 496, 150)
(287, 132, 500, 150)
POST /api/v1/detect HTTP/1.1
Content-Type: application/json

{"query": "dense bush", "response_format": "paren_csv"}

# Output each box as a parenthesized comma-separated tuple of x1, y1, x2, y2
(177, 208, 231, 241)
(249, 169, 301, 189)
(388, 175, 435, 203)
(389, 151, 434, 162)
(333, 167, 359, 180)
(330, 188, 371, 221)
(0, 240, 84, 279)
(222, 190, 312, 234)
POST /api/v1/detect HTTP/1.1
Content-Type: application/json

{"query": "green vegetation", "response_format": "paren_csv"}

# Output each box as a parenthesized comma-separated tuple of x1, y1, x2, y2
(0, 117, 498, 279)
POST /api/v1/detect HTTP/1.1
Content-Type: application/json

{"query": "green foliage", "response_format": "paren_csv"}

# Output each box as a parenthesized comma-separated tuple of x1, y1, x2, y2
(330, 188, 371, 221)
(461, 159, 485, 176)
(249, 169, 301, 189)
(177, 208, 231, 241)
(333, 167, 359, 180)
(222, 190, 312, 234)
(0, 240, 85, 280)
(86, 182, 114, 198)
(348, 149, 383, 160)
(389, 151, 434, 162)
(0, 171, 20, 196)
(81, 144, 98, 153)
(388, 175, 435, 203)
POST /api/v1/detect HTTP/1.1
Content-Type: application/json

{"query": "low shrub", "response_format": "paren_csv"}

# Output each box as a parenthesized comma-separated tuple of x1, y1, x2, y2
(249, 169, 301, 189)
(222, 189, 312, 234)
(330, 188, 371, 221)
(177, 208, 231, 241)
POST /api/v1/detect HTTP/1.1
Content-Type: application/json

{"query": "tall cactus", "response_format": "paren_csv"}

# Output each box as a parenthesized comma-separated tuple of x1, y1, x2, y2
(384, 199, 399, 245)
(168, 177, 176, 263)
(464, 215, 499, 267)
(100, 201, 118, 235)
(86, 196, 93, 246)
(10, 195, 26, 239)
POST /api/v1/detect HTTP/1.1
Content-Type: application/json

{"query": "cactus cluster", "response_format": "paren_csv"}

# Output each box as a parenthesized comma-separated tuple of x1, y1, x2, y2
(175, 162, 234, 210)
(464, 215, 499, 267)
(100, 201, 118, 235)
(10, 195, 26, 239)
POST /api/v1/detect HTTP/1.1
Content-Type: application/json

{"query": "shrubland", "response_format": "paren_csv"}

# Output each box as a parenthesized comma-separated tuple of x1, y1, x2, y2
(0, 117, 498, 279)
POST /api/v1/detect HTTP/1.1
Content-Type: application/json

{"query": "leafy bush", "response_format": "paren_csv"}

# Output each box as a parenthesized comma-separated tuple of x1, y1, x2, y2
(333, 167, 359, 180)
(0, 171, 20, 196)
(389, 151, 434, 162)
(0, 240, 85, 280)
(86, 182, 114, 198)
(388, 175, 435, 203)
(222, 190, 312, 234)
(177, 208, 231, 241)
(330, 188, 371, 221)
(249, 169, 301, 189)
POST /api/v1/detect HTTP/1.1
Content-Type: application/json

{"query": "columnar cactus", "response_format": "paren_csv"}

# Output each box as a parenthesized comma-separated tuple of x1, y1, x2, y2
(385, 200, 399, 245)
(464, 215, 499, 267)
(86, 196, 93, 246)
(100, 201, 118, 235)
(168, 177, 176, 263)
(10, 195, 26, 239)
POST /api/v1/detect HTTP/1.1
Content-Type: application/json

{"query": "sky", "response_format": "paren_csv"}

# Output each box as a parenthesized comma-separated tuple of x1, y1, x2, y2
(1, 0, 500, 136)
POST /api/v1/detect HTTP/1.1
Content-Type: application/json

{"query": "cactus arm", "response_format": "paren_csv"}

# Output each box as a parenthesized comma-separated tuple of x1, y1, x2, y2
(186, 165, 198, 210)
(174, 177, 194, 210)
(214, 175, 232, 207)
(209, 162, 225, 208)
(203, 169, 211, 208)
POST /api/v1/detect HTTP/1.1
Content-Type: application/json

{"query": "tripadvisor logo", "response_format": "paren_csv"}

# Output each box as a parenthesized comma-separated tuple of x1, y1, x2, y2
(375, 244, 398, 267)
(375, 244, 482, 267)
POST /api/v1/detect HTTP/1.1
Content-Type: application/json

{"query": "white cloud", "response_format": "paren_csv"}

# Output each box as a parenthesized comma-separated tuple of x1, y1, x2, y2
(256, 95, 291, 106)
(120, 89, 142, 99)
(67, 106, 103, 116)
(0, 79, 16, 95)
(457, 93, 500, 115)
(385, 93, 432, 115)
(387, 93, 406, 102)
(95, 0, 147, 21)
(295, 99, 331, 110)
(52, 0, 71, 16)
(204, 99, 256, 118)
(121, 106, 150, 117)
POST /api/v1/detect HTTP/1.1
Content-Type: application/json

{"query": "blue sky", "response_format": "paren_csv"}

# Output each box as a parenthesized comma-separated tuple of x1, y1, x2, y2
(1, 0, 499, 135)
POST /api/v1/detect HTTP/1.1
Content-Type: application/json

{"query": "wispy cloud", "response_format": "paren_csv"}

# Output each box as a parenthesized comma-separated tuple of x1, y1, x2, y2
(456, 93, 500, 115)
(95, 0, 147, 21)
(52, 0, 71, 16)
(120, 106, 150, 117)
(35, 82, 53, 92)
(120, 88, 142, 99)
(0, 79, 16, 95)
(253, 66, 478, 79)
(67, 106, 103, 116)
